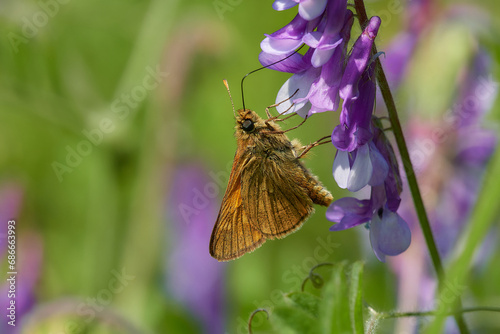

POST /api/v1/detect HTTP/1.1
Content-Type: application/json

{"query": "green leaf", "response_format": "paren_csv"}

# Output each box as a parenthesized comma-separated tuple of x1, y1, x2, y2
(317, 261, 351, 334)
(348, 262, 365, 334)
(268, 262, 365, 334)
(284, 291, 321, 317)
(271, 305, 317, 334)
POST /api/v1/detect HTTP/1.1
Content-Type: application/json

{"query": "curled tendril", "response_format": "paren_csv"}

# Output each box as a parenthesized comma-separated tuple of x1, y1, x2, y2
(301, 262, 334, 291)
(248, 308, 269, 334)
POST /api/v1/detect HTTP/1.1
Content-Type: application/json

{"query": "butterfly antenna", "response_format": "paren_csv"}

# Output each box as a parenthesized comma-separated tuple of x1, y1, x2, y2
(240, 44, 305, 111)
(223, 79, 236, 118)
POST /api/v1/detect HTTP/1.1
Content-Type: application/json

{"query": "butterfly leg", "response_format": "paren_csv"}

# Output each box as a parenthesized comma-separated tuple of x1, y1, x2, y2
(282, 115, 308, 133)
(265, 89, 299, 119)
(298, 135, 331, 158)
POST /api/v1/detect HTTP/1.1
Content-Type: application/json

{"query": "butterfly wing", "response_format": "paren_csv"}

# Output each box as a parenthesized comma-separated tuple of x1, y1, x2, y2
(241, 155, 314, 238)
(209, 152, 265, 261)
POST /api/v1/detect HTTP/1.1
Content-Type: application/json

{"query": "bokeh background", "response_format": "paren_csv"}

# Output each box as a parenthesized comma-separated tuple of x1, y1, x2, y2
(1, 0, 500, 333)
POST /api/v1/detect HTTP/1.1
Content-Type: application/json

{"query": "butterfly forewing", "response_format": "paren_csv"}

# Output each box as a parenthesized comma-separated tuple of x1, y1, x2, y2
(209, 150, 265, 261)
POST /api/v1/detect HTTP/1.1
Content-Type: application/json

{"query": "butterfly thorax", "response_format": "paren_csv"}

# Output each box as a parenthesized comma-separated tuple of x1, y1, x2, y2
(235, 109, 295, 159)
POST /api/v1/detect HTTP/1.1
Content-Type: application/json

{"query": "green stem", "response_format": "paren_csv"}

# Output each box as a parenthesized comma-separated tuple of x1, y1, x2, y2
(352, 1, 469, 333)
(382, 306, 500, 319)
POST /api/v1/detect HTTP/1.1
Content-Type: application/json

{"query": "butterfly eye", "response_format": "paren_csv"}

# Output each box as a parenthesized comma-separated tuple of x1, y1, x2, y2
(241, 119, 255, 132)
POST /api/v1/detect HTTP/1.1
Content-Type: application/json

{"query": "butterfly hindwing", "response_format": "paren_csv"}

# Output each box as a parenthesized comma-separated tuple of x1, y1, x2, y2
(242, 153, 314, 238)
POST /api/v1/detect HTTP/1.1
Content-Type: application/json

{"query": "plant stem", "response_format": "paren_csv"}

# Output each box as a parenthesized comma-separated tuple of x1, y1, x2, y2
(383, 306, 500, 319)
(352, 1, 469, 333)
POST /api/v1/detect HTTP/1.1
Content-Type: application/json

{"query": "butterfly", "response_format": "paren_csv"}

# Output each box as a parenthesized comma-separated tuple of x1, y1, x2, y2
(209, 95, 333, 261)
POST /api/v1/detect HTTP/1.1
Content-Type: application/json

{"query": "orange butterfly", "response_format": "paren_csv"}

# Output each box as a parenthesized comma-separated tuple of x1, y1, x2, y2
(210, 84, 333, 261)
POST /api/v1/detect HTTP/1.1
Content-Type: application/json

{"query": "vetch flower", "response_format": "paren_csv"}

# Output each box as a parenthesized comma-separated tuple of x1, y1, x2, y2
(329, 84, 410, 261)
(271, 14, 353, 117)
(332, 62, 389, 192)
(262, 1, 410, 261)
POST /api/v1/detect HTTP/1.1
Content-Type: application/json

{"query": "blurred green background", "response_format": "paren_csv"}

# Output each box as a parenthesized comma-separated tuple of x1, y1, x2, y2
(1, 0, 500, 333)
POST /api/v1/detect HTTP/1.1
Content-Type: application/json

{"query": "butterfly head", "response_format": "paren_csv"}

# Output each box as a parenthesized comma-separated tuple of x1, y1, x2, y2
(236, 109, 261, 133)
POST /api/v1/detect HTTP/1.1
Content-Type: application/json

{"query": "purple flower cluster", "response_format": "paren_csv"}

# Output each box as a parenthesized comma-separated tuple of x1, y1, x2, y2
(259, 0, 351, 117)
(260, 0, 410, 261)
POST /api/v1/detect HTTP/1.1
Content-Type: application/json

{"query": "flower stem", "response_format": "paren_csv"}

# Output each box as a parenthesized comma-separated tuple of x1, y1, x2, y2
(381, 306, 500, 319)
(353, 1, 470, 333)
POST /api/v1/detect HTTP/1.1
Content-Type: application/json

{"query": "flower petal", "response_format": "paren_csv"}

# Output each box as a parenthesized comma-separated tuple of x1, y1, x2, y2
(368, 142, 389, 186)
(306, 50, 344, 112)
(275, 66, 321, 115)
(261, 14, 309, 55)
(273, 0, 299, 11)
(370, 209, 411, 262)
(302, 31, 322, 48)
(258, 51, 310, 73)
(261, 36, 304, 55)
(327, 197, 372, 230)
(332, 124, 355, 151)
(298, 0, 328, 20)
(339, 16, 381, 104)
(332, 150, 350, 189)
(347, 144, 372, 192)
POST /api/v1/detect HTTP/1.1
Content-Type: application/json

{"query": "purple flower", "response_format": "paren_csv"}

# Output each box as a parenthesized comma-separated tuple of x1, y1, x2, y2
(165, 164, 226, 334)
(332, 60, 389, 192)
(267, 12, 353, 117)
(262, 2, 410, 261)
(329, 49, 410, 260)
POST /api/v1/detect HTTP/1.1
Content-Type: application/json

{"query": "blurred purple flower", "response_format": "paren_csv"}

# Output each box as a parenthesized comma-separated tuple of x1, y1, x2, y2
(386, 4, 498, 326)
(0, 184, 43, 334)
(0, 184, 23, 259)
(381, 32, 418, 89)
(165, 164, 226, 334)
